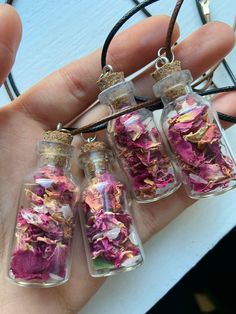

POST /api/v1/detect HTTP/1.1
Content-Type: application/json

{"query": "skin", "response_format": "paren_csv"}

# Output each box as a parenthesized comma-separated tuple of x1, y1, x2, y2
(0, 3, 235, 314)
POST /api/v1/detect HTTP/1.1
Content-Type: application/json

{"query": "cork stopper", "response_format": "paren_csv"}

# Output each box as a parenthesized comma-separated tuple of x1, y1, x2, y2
(152, 60, 181, 81)
(97, 71, 124, 91)
(80, 141, 108, 154)
(152, 60, 189, 101)
(44, 130, 73, 144)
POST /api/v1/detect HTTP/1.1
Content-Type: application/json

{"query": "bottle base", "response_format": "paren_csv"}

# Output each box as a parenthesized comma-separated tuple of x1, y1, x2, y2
(7, 275, 68, 288)
(135, 182, 182, 204)
(188, 182, 236, 199)
(90, 257, 144, 278)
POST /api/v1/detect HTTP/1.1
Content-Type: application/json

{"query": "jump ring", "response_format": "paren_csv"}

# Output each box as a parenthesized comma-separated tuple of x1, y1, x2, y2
(56, 122, 71, 133)
(155, 56, 169, 70)
(80, 132, 97, 143)
(157, 47, 175, 63)
(102, 64, 113, 75)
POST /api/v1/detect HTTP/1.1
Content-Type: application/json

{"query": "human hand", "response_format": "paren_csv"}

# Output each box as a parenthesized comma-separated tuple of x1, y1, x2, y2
(0, 3, 235, 314)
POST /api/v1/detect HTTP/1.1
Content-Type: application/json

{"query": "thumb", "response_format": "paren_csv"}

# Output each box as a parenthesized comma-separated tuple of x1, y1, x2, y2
(0, 4, 22, 86)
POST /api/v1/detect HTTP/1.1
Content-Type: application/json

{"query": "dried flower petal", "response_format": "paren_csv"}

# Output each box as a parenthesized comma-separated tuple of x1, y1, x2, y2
(82, 171, 142, 271)
(11, 250, 50, 280)
(110, 111, 177, 200)
(168, 104, 236, 194)
(10, 166, 78, 283)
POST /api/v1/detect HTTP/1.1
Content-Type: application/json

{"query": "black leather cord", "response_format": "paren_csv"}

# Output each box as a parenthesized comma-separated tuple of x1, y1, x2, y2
(101, 0, 159, 68)
(71, 86, 236, 134)
(131, 0, 152, 17)
(4, 0, 236, 129)
(195, 0, 236, 86)
(5, 0, 18, 97)
(8, 72, 20, 97)
(99, 0, 236, 128)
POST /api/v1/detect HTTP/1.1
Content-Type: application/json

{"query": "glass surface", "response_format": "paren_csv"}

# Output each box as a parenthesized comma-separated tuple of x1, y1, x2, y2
(99, 81, 181, 203)
(160, 88, 236, 198)
(79, 149, 144, 277)
(8, 142, 79, 287)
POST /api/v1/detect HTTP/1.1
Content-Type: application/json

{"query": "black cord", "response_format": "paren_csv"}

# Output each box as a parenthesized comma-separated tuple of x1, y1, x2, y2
(6, 0, 157, 99)
(73, 86, 236, 133)
(131, 0, 152, 17)
(195, 0, 236, 86)
(221, 59, 236, 86)
(4, 0, 236, 128)
(101, 0, 159, 68)
(5, 0, 18, 98)
(8, 72, 20, 97)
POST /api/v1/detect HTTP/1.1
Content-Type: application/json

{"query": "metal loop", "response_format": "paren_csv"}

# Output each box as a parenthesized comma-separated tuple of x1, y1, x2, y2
(56, 122, 71, 133)
(154, 56, 169, 70)
(157, 47, 175, 63)
(57, 123, 63, 130)
(102, 64, 113, 75)
(80, 132, 97, 143)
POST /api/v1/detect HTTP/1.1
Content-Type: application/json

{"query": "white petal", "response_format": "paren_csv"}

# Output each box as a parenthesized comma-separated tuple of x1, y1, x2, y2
(129, 231, 139, 245)
(121, 255, 141, 267)
(104, 227, 120, 240)
(35, 178, 54, 188)
(49, 273, 64, 281)
(61, 204, 73, 219)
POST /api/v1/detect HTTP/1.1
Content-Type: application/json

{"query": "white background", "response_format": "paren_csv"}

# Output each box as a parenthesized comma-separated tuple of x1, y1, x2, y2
(0, 1, 235, 313)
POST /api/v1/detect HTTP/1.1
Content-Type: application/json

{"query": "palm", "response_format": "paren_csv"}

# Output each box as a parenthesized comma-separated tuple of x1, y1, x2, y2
(0, 5, 235, 314)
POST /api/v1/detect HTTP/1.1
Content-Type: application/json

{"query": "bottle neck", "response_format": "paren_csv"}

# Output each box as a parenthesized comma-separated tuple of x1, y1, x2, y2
(98, 81, 136, 113)
(37, 140, 73, 170)
(38, 154, 71, 170)
(109, 95, 134, 113)
(84, 161, 112, 180)
(80, 151, 112, 180)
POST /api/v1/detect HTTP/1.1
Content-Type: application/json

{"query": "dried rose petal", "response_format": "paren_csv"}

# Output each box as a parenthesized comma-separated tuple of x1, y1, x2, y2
(110, 111, 177, 200)
(84, 188, 103, 212)
(10, 166, 77, 283)
(168, 104, 236, 194)
(82, 172, 141, 270)
(11, 250, 50, 280)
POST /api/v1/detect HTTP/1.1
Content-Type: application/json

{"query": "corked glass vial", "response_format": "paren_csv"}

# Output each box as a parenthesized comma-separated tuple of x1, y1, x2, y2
(152, 60, 236, 198)
(97, 70, 181, 203)
(79, 140, 144, 277)
(7, 131, 80, 287)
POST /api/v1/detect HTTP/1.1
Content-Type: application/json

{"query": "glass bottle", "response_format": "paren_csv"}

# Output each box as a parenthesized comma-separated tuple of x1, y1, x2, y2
(79, 141, 144, 277)
(7, 131, 80, 287)
(98, 71, 181, 203)
(153, 63, 236, 198)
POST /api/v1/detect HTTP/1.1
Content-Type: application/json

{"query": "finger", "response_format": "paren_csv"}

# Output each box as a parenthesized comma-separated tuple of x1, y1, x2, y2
(11, 16, 179, 128)
(0, 4, 22, 85)
(134, 21, 235, 97)
(134, 187, 195, 242)
(68, 21, 236, 133)
(213, 91, 236, 129)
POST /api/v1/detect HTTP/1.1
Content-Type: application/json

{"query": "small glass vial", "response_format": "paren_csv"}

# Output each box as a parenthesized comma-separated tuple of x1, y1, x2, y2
(79, 141, 144, 277)
(8, 131, 80, 287)
(97, 71, 181, 203)
(153, 61, 236, 198)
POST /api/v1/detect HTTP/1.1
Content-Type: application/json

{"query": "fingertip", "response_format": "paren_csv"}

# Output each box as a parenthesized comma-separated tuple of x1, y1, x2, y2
(108, 15, 180, 75)
(202, 21, 235, 56)
(0, 3, 22, 84)
(174, 21, 236, 79)
(0, 3, 22, 48)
